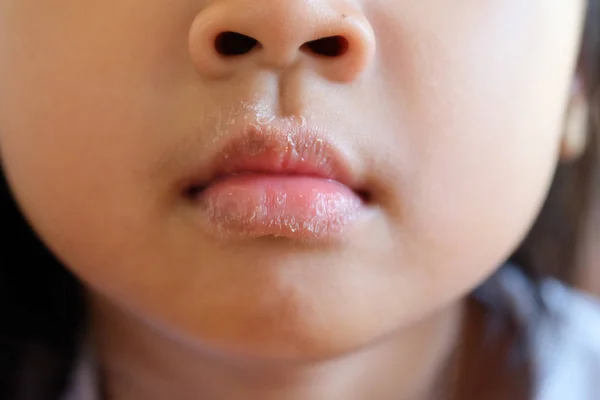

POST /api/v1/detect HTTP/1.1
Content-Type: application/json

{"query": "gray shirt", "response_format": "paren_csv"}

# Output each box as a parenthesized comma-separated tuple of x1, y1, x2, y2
(63, 266, 600, 399)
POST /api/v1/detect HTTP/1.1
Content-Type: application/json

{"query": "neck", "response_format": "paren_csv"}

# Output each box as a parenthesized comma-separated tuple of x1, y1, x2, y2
(89, 297, 466, 400)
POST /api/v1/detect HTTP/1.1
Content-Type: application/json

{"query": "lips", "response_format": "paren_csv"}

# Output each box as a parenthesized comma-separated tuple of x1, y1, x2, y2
(185, 122, 369, 242)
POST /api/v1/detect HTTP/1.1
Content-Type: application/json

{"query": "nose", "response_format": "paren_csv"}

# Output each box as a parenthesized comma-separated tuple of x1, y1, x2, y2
(188, 0, 375, 82)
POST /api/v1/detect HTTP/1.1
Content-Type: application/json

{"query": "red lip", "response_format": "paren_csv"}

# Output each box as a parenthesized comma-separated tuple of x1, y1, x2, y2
(184, 121, 369, 242)
(188, 122, 362, 194)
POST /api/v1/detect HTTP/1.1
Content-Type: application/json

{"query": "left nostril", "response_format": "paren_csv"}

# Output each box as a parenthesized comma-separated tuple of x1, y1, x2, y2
(215, 32, 260, 56)
(302, 36, 349, 57)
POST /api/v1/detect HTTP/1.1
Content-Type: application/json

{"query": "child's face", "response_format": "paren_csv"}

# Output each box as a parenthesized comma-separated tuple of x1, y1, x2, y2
(0, 1, 585, 359)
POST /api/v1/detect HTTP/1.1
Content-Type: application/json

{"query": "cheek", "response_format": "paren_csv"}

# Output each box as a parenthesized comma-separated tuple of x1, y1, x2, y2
(375, 1, 581, 290)
(0, 0, 194, 269)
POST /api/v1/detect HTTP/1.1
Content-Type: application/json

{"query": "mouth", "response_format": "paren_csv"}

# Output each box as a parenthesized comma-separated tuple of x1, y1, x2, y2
(183, 123, 372, 242)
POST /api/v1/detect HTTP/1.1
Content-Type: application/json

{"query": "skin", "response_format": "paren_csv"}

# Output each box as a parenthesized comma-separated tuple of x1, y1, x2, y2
(0, 0, 586, 399)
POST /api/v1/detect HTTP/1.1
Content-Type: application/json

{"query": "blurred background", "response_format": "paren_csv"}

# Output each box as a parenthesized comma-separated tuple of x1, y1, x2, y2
(578, 168, 600, 297)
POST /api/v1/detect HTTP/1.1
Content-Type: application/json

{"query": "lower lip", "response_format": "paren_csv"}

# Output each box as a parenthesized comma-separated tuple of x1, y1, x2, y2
(193, 174, 364, 242)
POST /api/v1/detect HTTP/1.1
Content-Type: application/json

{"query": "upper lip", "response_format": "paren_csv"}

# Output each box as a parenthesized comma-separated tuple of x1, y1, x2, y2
(184, 121, 364, 194)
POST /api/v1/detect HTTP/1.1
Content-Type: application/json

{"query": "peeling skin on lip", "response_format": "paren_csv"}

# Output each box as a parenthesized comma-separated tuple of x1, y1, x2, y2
(201, 185, 361, 242)
(188, 101, 363, 242)
(204, 101, 308, 147)
(206, 102, 276, 144)
(196, 101, 335, 181)
(212, 122, 336, 181)
(233, 127, 325, 157)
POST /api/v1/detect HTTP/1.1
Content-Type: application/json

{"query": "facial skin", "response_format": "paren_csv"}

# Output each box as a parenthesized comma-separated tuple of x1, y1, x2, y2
(0, 0, 586, 398)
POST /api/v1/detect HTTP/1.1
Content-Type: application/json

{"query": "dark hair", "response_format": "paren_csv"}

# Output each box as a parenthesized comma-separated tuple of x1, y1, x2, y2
(1, 2, 599, 399)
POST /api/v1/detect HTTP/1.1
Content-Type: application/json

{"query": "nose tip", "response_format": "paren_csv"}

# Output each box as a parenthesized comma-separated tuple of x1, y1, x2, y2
(188, 0, 375, 82)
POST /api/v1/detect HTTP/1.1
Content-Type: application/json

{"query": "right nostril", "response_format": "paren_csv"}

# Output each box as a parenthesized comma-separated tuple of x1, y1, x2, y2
(214, 32, 259, 56)
(302, 36, 349, 57)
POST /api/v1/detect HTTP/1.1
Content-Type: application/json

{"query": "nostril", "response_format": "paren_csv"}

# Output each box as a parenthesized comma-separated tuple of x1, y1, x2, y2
(215, 32, 259, 56)
(302, 36, 349, 57)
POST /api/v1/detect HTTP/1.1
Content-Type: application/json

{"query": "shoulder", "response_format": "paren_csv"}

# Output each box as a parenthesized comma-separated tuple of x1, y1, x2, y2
(482, 264, 600, 341)
(532, 277, 600, 400)
(538, 277, 600, 349)
(483, 265, 600, 400)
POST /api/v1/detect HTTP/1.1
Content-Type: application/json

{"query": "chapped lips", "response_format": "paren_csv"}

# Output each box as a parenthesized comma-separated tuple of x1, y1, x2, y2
(184, 123, 370, 242)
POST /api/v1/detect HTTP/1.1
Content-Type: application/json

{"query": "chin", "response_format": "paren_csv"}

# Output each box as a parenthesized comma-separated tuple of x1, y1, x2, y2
(137, 286, 401, 363)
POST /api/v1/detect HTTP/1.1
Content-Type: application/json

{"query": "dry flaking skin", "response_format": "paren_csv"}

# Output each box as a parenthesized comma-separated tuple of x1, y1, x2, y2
(202, 188, 361, 242)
